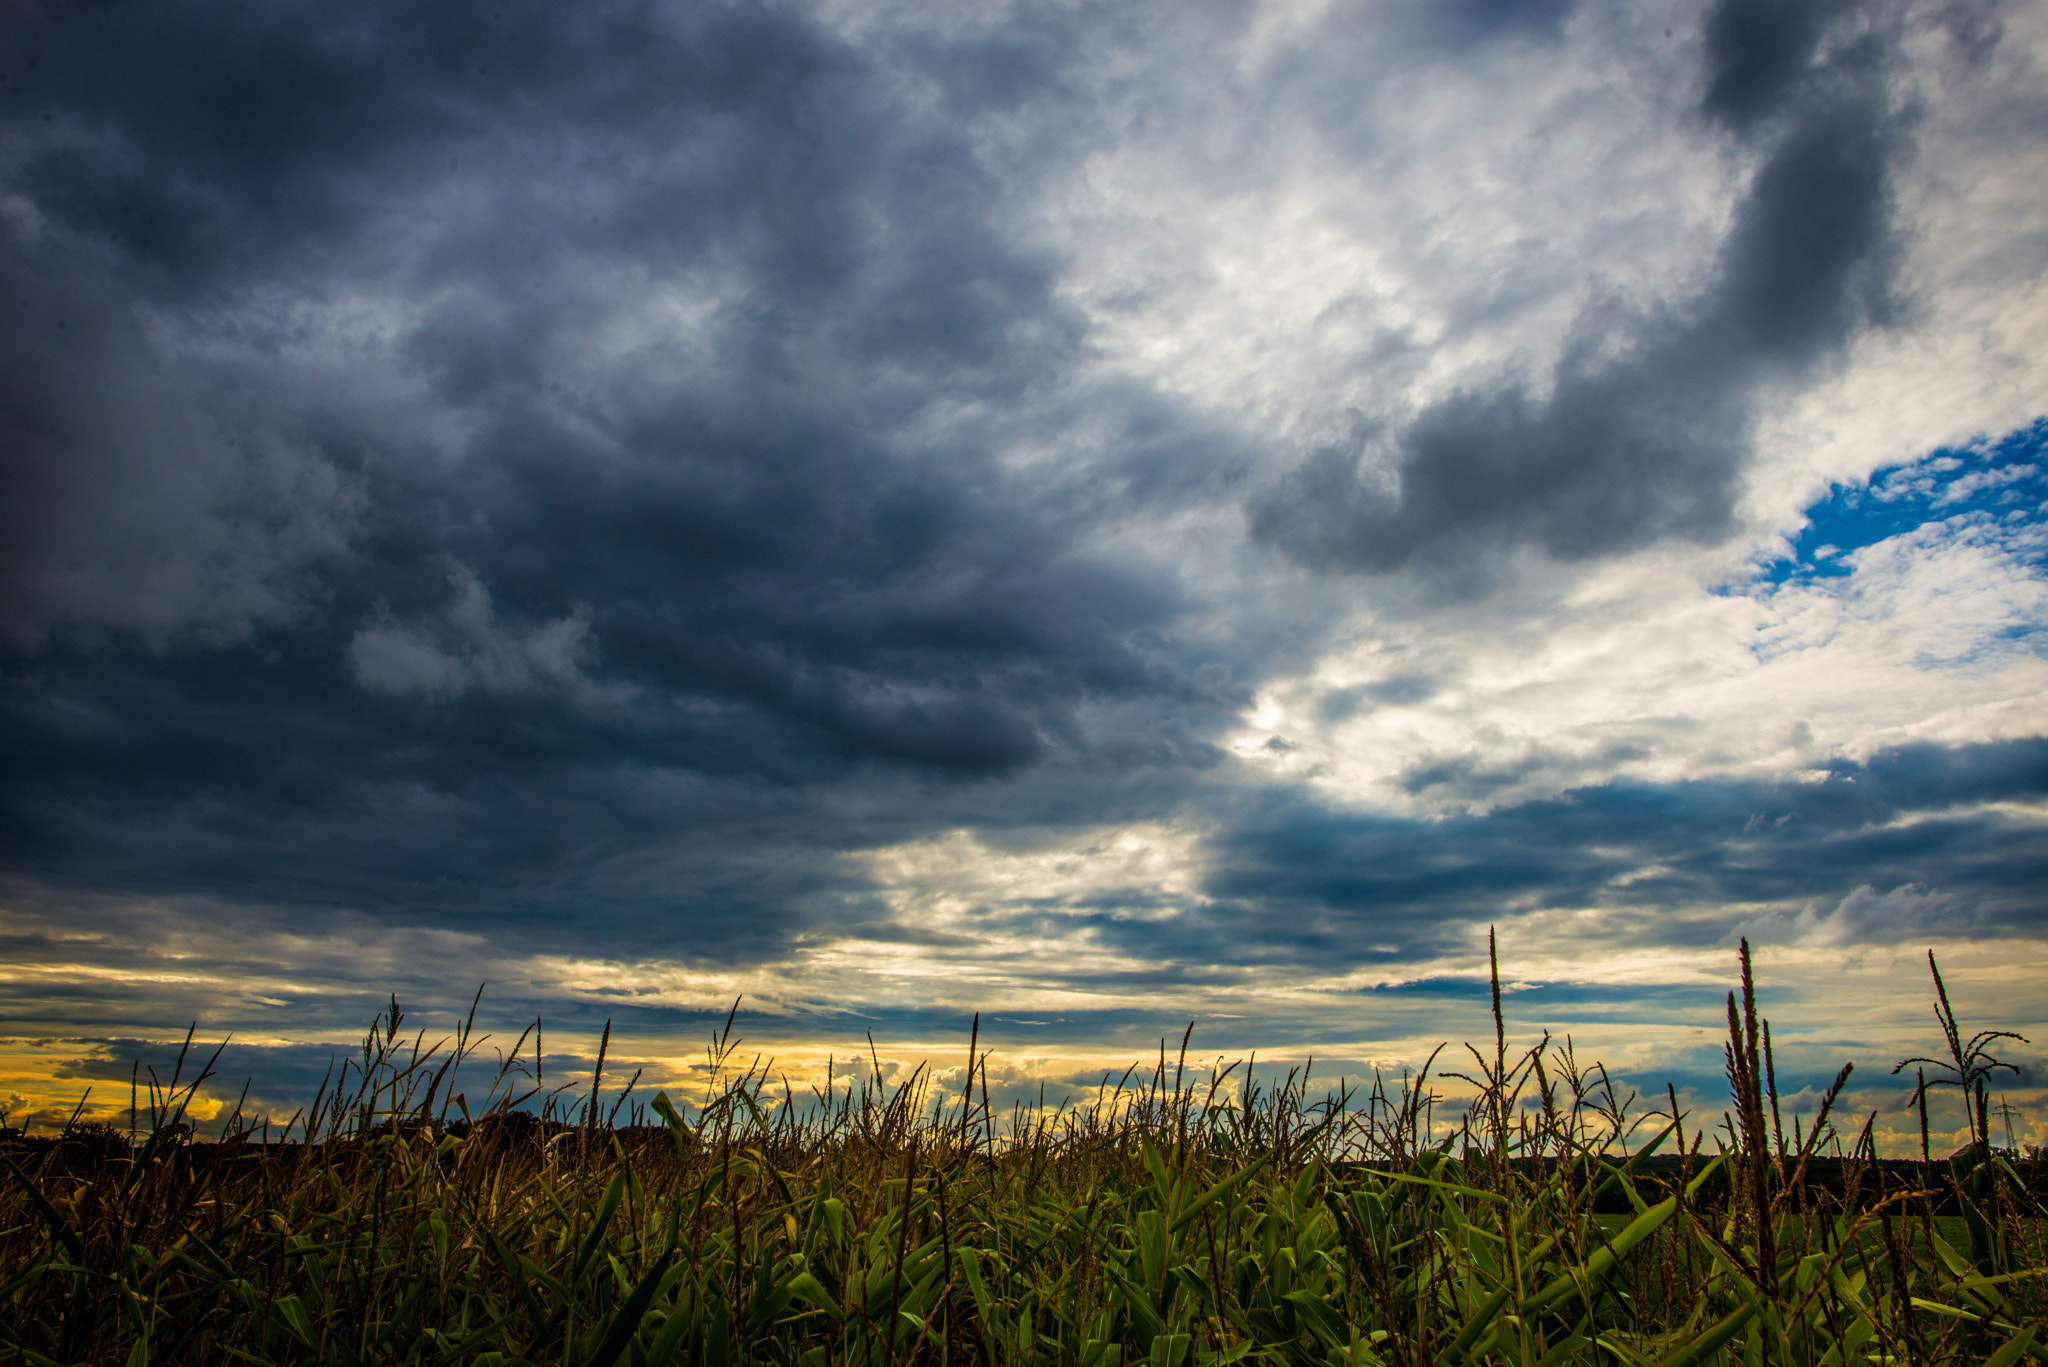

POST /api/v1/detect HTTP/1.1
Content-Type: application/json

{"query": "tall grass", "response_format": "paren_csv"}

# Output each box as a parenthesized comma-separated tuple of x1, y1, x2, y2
(1, 940, 2041, 1365)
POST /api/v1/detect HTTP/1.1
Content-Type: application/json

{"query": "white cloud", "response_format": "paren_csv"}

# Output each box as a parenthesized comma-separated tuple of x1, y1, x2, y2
(1223, 483, 2047, 815)
(1745, 882, 1976, 946)
(943, 0, 2048, 821)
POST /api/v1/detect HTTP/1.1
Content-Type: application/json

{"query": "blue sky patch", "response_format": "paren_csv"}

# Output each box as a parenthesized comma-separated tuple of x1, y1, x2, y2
(1762, 417, 2048, 585)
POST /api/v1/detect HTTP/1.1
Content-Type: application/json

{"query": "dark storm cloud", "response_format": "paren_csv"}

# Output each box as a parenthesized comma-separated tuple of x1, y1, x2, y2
(0, 615, 1101, 954)
(1702, 0, 1840, 130)
(1154, 738, 2048, 969)
(0, 0, 1257, 945)
(1252, 0, 1906, 578)
(707, 737, 2048, 986)
(2, 0, 897, 302)
(0, 242, 358, 649)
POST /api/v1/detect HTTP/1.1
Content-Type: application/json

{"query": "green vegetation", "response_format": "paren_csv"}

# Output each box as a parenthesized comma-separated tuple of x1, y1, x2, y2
(2, 941, 2042, 1365)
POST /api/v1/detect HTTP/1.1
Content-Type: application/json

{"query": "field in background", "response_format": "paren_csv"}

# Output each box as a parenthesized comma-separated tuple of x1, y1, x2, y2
(2, 941, 2043, 1366)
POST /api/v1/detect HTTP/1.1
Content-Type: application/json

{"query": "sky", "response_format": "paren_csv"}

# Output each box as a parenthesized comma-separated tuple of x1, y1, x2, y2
(2, 0, 2045, 1154)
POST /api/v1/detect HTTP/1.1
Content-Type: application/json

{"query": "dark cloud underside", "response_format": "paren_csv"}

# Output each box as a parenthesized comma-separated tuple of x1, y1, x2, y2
(1195, 739, 2048, 968)
(0, 0, 1226, 775)
(0, 0, 1250, 956)
(1703, 0, 1839, 131)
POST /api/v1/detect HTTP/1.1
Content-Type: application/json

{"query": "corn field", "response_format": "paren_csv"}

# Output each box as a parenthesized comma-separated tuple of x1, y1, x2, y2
(2, 940, 2042, 1366)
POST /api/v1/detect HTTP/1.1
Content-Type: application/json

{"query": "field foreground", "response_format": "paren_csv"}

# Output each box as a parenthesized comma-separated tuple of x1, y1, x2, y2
(2, 944, 2044, 1366)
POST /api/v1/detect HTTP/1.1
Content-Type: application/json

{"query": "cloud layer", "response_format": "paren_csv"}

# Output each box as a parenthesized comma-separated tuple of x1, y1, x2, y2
(2, 0, 2044, 1143)
(1252, 0, 1906, 576)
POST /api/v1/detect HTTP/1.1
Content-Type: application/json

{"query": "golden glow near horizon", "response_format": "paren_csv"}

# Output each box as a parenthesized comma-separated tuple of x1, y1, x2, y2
(4, 883, 2042, 1158)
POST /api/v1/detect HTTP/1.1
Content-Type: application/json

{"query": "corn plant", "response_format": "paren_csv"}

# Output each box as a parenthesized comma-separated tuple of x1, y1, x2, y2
(1, 943, 2041, 1365)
